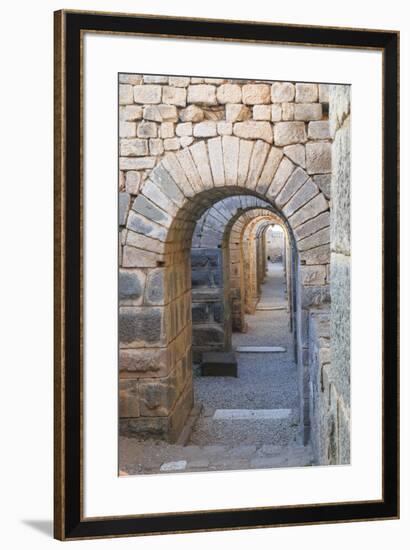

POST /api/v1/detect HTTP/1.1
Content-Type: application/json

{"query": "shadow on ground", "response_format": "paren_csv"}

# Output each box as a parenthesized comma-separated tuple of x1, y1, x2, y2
(22, 519, 53, 538)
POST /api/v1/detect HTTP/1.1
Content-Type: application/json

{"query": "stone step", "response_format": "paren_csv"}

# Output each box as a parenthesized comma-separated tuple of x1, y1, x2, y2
(121, 439, 315, 474)
(201, 351, 238, 377)
(213, 408, 292, 420)
(184, 443, 314, 472)
(256, 305, 286, 311)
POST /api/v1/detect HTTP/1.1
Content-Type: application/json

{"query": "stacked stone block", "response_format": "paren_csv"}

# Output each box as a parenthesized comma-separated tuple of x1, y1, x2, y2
(307, 309, 333, 462)
(119, 76, 331, 197)
(307, 307, 349, 465)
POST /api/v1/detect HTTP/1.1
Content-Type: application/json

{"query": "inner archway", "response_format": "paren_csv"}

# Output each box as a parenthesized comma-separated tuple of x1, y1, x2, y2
(189, 209, 300, 451)
(190, 197, 287, 361)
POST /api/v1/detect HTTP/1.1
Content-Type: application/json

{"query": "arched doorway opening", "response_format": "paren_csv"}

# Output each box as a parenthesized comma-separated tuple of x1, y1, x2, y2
(119, 137, 330, 445)
(190, 197, 294, 363)
(186, 206, 304, 451)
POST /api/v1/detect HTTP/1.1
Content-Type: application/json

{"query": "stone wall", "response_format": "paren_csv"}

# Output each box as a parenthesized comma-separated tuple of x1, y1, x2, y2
(119, 76, 333, 196)
(305, 85, 350, 464)
(118, 74, 333, 442)
(308, 308, 332, 462)
(308, 307, 349, 464)
(327, 84, 351, 463)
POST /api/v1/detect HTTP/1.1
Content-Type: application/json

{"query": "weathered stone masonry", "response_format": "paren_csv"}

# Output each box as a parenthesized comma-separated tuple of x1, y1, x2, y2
(118, 75, 336, 448)
(306, 85, 350, 464)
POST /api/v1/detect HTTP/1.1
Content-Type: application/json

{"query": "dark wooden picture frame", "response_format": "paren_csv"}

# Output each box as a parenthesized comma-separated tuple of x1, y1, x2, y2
(54, 10, 399, 540)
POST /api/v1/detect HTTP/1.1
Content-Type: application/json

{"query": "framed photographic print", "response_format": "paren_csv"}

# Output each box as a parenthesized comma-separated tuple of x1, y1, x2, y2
(54, 10, 399, 540)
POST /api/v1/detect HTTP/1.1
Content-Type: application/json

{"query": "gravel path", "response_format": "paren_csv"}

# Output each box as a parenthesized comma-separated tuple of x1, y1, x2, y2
(190, 261, 300, 447)
(257, 261, 288, 309)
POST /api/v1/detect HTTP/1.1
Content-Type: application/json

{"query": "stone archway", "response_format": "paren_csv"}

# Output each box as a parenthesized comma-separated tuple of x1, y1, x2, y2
(119, 137, 330, 442)
(227, 210, 285, 325)
(190, 198, 281, 361)
(242, 215, 277, 313)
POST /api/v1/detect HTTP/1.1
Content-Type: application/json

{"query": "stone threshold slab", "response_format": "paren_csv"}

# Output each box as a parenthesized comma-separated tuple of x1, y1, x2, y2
(256, 306, 286, 311)
(213, 409, 292, 420)
(236, 346, 286, 353)
(160, 460, 187, 472)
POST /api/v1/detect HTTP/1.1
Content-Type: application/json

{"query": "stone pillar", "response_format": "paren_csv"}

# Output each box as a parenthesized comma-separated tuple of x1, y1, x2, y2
(222, 243, 233, 350)
(119, 249, 194, 442)
(307, 309, 331, 463)
(229, 220, 246, 332)
(284, 230, 293, 330)
(328, 84, 351, 464)
(257, 232, 266, 291)
(302, 84, 350, 462)
(243, 226, 259, 313)
(262, 230, 267, 276)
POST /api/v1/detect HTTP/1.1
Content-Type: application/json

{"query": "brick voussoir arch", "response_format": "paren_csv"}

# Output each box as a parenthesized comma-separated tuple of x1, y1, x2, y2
(120, 137, 331, 442)
(192, 196, 271, 248)
(127, 137, 330, 254)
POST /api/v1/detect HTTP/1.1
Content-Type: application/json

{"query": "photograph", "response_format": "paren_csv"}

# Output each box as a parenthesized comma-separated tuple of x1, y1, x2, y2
(0, 0, 405, 546)
(117, 74, 351, 476)
(52, 9, 399, 539)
